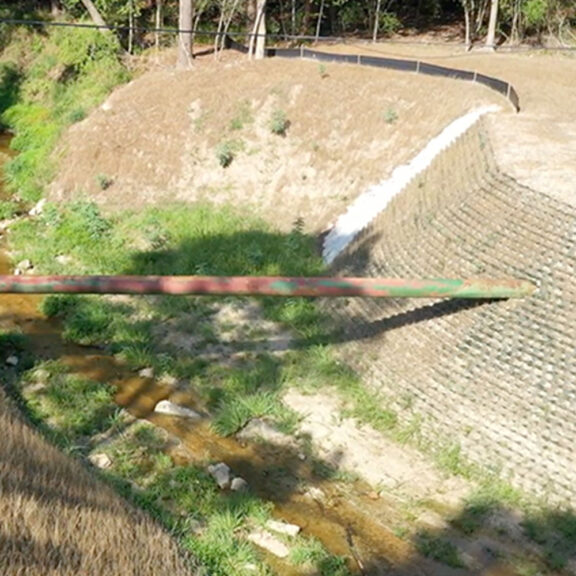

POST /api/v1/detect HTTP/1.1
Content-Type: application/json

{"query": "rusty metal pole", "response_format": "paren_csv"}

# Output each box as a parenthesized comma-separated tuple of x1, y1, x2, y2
(0, 276, 536, 298)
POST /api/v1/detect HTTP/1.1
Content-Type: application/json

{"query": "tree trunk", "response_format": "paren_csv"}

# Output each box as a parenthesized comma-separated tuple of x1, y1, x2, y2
(510, 0, 521, 43)
(373, 0, 382, 42)
(485, 0, 499, 48)
(315, 0, 325, 42)
(79, 0, 109, 30)
(128, 0, 134, 54)
(302, 0, 311, 35)
(178, 0, 194, 68)
(155, 0, 163, 50)
(221, 0, 242, 50)
(249, 0, 266, 59)
(462, 0, 471, 48)
(50, 0, 61, 16)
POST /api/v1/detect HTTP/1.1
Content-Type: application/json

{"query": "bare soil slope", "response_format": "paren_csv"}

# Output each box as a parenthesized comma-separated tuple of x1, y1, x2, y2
(49, 49, 501, 231)
(322, 42, 576, 205)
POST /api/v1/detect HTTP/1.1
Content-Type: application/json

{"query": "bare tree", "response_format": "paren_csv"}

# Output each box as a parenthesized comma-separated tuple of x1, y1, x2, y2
(79, 0, 109, 31)
(155, 0, 163, 50)
(461, 0, 473, 48)
(315, 0, 325, 42)
(178, 0, 194, 68)
(248, 0, 267, 59)
(373, 0, 383, 42)
(485, 0, 499, 48)
(214, 0, 242, 55)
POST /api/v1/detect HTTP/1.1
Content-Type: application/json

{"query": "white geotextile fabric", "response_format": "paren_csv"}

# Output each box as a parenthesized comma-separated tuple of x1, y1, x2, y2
(322, 105, 500, 264)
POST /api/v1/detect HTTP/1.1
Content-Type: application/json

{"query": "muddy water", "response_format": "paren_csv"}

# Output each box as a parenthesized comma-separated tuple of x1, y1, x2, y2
(0, 135, 422, 576)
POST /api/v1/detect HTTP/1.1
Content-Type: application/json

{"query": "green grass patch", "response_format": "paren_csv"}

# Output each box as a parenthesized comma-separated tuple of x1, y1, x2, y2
(415, 532, 465, 568)
(269, 108, 290, 136)
(290, 536, 351, 576)
(228, 99, 253, 131)
(0, 24, 128, 202)
(522, 508, 576, 571)
(19, 360, 118, 441)
(284, 344, 398, 431)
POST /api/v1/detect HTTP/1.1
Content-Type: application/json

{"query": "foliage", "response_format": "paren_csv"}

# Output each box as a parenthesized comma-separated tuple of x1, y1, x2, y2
(215, 139, 243, 168)
(523, 508, 576, 571)
(269, 109, 290, 136)
(0, 24, 128, 202)
(416, 532, 465, 568)
(290, 536, 351, 575)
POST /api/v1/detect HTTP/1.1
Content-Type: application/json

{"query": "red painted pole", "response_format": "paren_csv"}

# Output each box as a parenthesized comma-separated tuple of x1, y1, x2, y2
(0, 275, 536, 299)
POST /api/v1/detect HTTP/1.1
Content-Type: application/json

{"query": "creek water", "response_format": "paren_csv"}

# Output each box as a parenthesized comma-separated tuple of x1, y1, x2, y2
(0, 134, 423, 576)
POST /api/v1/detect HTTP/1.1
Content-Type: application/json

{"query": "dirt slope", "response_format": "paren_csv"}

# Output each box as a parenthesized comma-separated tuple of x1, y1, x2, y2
(321, 41, 576, 206)
(49, 49, 501, 232)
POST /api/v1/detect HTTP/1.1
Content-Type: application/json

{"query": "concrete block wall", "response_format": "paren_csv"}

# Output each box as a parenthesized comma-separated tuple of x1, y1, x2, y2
(323, 121, 576, 504)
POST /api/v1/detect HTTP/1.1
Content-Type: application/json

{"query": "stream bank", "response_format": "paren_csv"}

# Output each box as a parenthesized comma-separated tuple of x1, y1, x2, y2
(0, 134, 424, 576)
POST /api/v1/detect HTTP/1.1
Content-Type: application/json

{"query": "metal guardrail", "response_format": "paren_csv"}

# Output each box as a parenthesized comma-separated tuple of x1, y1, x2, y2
(225, 37, 520, 112)
(0, 275, 536, 298)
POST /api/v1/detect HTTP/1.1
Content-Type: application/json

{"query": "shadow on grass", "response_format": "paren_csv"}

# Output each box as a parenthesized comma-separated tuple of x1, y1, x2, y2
(3, 215, 572, 574)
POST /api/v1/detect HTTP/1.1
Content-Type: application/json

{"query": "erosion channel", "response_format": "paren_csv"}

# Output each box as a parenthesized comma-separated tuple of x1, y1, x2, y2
(0, 134, 423, 576)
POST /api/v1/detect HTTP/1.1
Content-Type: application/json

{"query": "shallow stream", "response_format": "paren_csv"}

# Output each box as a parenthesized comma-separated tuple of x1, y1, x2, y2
(0, 134, 423, 576)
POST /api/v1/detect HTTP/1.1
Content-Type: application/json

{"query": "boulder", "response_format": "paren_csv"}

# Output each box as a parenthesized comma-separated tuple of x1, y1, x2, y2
(89, 453, 112, 469)
(207, 462, 231, 489)
(246, 529, 290, 558)
(265, 519, 300, 537)
(154, 400, 202, 420)
(230, 477, 249, 492)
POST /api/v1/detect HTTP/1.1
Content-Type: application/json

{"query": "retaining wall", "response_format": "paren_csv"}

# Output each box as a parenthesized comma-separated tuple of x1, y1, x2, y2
(323, 121, 576, 504)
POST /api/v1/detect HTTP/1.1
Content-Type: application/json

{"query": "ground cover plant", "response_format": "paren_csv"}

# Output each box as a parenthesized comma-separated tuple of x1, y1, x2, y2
(0, 22, 128, 202)
(9, 198, 576, 575)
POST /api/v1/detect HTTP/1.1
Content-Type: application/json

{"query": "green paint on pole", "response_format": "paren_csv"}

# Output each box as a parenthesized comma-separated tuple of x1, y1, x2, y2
(0, 275, 536, 299)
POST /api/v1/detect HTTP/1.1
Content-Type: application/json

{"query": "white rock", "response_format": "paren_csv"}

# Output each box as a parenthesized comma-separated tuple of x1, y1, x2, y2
(13, 268, 21, 276)
(89, 453, 112, 469)
(246, 529, 290, 558)
(265, 519, 300, 537)
(154, 400, 202, 420)
(5, 355, 19, 367)
(207, 462, 231, 489)
(29, 199, 46, 216)
(16, 259, 32, 271)
(159, 374, 179, 388)
(138, 367, 154, 378)
(230, 477, 249, 492)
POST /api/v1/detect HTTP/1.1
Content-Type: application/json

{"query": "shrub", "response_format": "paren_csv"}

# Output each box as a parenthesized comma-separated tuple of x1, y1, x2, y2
(215, 139, 243, 168)
(269, 109, 290, 136)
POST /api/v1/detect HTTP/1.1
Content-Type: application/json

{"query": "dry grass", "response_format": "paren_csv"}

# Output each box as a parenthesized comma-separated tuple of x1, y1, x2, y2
(0, 385, 197, 576)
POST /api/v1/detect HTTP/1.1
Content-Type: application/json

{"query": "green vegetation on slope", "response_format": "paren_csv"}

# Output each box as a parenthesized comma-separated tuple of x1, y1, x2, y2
(0, 21, 128, 202)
